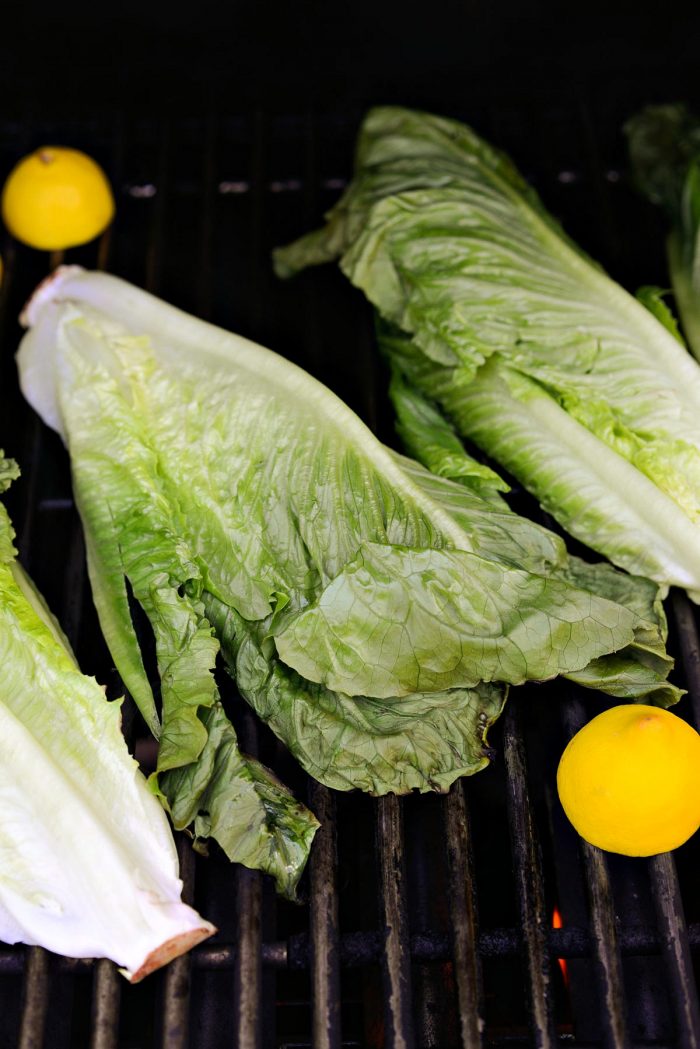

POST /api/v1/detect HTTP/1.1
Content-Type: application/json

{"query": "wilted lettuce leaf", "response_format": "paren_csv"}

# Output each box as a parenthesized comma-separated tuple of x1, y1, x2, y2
(276, 105, 700, 601)
(17, 268, 681, 839)
(203, 589, 508, 793)
(384, 366, 678, 705)
(0, 457, 215, 980)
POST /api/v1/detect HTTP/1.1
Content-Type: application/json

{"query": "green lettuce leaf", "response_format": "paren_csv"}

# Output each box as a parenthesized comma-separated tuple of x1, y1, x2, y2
(17, 268, 681, 830)
(382, 366, 677, 706)
(389, 362, 509, 497)
(19, 294, 319, 899)
(203, 590, 508, 793)
(626, 104, 700, 358)
(275, 105, 700, 600)
(635, 285, 686, 345)
(0, 459, 215, 980)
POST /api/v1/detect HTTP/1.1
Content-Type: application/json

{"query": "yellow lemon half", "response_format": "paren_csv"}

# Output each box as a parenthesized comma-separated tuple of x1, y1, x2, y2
(557, 704, 700, 856)
(1, 147, 115, 251)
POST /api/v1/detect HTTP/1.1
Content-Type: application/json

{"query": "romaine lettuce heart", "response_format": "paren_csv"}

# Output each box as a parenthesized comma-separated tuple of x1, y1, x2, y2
(275, 106, 700, 600)
(0, 457, 214, 980)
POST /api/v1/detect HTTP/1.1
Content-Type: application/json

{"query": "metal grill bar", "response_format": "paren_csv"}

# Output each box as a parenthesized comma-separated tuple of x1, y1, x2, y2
(89, 960, 121, 1049)
(671, 590, 700, 730)
(161, 839, 197, 1049)
(580, 844, 629, 1049)
(309, 781, 341, 1049)
(443, 783, 484, 1048)
(561, 698, 629, 1049)
(503, 698, 557, 1048)
(468, 1042, 688, 1049)
(1, 916, 698, 980)
(653, 591, 700, 1049)
(17, 947, 50, 1049)
(649, 853, 700, 1049)
(234, 866, 263, 1048)
(233, 706, 264, 1049)
(377, 794, 415, 1049)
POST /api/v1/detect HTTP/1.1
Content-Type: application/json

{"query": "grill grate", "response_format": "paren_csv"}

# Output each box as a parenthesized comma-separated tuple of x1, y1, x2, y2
(0, 104, 699, 1049)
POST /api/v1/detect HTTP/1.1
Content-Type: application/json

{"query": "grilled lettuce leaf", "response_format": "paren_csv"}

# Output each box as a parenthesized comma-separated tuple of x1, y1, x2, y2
(386, 365, 679, 704)
(626, 103, 700, 360)
(275, 105, 700, 601)
(17, 270, 680, 825)
(0, 456, 214, 980)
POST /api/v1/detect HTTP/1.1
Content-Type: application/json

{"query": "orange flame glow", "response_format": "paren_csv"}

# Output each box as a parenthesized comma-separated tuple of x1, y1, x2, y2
(552, 906, 569, 987)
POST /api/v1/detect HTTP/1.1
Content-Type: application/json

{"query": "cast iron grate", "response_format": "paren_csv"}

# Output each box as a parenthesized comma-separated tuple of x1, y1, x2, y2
(0, 103, 698, 1049)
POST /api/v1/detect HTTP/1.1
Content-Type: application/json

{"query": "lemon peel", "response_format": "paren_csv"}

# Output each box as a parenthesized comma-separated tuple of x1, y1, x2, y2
(1, 147, 114, 251)
(557, 704, 700, 856)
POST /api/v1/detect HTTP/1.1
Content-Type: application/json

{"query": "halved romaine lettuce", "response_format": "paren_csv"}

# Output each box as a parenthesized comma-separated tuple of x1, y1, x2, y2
(0, 456, 214, 980)
(16, 269, 680, 823)
(275, 105, 700, 600)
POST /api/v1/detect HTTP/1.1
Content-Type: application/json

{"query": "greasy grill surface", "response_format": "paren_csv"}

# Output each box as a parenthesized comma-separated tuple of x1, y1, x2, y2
(0, 106, 699, 1049)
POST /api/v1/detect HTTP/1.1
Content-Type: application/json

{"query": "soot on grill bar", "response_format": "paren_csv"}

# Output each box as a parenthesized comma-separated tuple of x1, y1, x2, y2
(0, 5, 700, 1045)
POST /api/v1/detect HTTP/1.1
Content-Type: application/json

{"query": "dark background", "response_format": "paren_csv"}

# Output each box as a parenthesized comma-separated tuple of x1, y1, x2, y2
(1, 2, 699, 119)
(1, 1, 697, 310)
